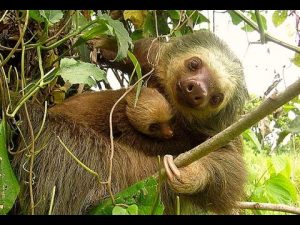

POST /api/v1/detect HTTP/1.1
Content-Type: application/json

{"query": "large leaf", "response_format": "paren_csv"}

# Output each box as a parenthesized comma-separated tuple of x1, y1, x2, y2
(58, 58, 106, 86)
(272, 10, 288, 27)
(101, 14, 133, 61)
(90, 177, 164, 215)
(0, 118, 20, 215)
(29, 10, 45, 23)
(267, 156, 291, 178)
(30, 10, 63, 26)
(76, 14, 132, 61)
(39, 10, 64, 26)
(265, 174, 297, 204)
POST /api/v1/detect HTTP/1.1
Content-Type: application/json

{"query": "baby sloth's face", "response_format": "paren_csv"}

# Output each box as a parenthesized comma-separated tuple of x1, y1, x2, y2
(148, 121, 174, 139)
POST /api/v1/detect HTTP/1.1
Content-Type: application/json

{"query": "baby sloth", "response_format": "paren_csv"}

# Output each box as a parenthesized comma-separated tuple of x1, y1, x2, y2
(126, 87, 174, 140)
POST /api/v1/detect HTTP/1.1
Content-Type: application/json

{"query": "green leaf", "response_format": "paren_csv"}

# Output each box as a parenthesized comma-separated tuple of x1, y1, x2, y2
(228, 11, 243, 25)
(0, 118, 20, 215)
(58, 58, 106, 86)
(112, 206, 129, 215)
(72, 12, 89, 30)
(265, 174, 297, 203)
(187, 11, 209, 24)
(267, 156, 291, 177)
(156, 13, 170, 35)
(196, 12, 209, 23)
(80, 23, 109, 42)
(130, 30, 143, 41)
(101, 14, 133, 61)
(242, 12, 267, 32)
(168, 10, 180, 20)
(291, 53, 300, 67)
(90, 177, 164, 215)
(242, 129, 262, 152)
(272, 10, 288, 27)
(127, 204, 139, 215)
(39, 10, 63, 26)
(143, 13, 156, 37)
(29, 10, 44, 23)
(127, 51, 142, 106)
(78, 14, 132, 61)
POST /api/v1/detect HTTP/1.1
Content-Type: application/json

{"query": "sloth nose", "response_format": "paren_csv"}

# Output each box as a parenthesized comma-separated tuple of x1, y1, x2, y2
(163, 129, 174, 139)
(177, 78, 208, 107)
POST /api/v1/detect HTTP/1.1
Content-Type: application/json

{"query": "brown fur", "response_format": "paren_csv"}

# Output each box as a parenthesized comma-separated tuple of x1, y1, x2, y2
(125, 87, 174, 139)
(12, 30, 248, 214)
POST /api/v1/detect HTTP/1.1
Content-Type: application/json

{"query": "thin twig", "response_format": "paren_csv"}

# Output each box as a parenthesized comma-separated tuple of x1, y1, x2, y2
(154, 11, 159, 37)
(17, 101, 48, 154)
(0, 10, 29, 68)
(237, 201, 300, 214)
(0, 10, 8, 22)
(176, 196, 180, 215)
(171, 10, 196, 35)
(20, 42, 35, 215)
(57, 136, 100, 178)
(48, 186, 56, 215)
(232, 10, 300, 54)
(107, 68, 154, 204)
(45, 16, 73, 44)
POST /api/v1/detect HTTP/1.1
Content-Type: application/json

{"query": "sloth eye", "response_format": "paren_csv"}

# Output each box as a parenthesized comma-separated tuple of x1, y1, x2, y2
(187, 57, 202, 71)
(210, 93, 224, 106)
(149, 123, 160, 132)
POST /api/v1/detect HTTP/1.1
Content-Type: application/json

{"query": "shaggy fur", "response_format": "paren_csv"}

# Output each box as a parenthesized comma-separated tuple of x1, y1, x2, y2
(12, 30, 248, 215)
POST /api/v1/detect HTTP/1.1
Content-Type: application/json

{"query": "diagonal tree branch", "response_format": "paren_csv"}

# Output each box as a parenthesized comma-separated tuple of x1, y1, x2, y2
(153, 78, 300, 176)
(237, 201, 300, 214)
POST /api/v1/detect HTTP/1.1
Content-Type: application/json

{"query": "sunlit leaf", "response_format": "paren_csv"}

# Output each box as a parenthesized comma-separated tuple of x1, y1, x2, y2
(58, 58, 106, 86)
(267, 156, 291, 177)
(291, 53, 300, 67)
(272, 10, 288, 27)
(265, 174, 297, 203)
(112, 206, 129, 215)
(127, 204, 139, 215)
(39, 10, 63, 26)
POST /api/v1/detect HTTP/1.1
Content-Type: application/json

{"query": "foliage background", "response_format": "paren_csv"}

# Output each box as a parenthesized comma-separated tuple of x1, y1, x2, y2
(0, 10, 300, 215)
